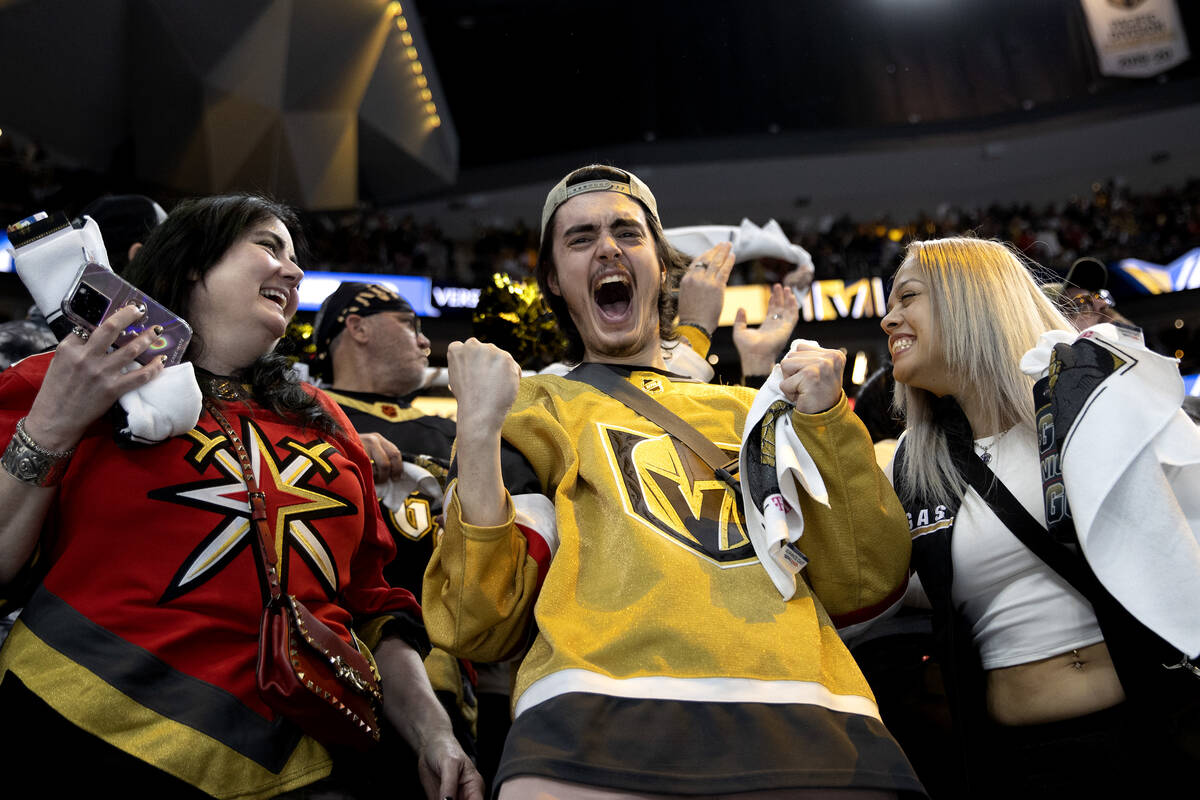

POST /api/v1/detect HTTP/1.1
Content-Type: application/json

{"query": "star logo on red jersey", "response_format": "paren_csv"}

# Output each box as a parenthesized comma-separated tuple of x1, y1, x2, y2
(152, 419, 353, 604)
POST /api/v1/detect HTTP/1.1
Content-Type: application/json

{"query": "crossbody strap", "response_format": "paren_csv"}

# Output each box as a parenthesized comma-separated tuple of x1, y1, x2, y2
(960, 449, 1199, 677)
(204, 399, 285, 604)
(566, 362, 741, 493)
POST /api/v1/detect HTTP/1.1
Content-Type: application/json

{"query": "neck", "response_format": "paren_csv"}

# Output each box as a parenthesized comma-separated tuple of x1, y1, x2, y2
(954, 387, 998, 438)
(331, 362, 416, 398)
(193, 356, 244, 377)
(583, 347, 666, 370)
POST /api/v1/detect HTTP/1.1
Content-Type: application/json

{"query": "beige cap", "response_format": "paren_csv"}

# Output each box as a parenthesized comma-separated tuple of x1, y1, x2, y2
(540, 165, 660, 241)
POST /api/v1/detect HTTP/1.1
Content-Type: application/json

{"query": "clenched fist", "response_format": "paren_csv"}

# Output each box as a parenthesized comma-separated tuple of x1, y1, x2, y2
(779, 339, 845, 414)
(446, 338, 521, 436)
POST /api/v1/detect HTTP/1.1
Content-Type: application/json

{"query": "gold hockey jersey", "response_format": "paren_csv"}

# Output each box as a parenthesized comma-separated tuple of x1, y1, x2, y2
(424, 366, 922, 794)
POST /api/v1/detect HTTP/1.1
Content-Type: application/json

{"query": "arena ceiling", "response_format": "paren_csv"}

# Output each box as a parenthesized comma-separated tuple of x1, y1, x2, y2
(0, 0, 1197, 209)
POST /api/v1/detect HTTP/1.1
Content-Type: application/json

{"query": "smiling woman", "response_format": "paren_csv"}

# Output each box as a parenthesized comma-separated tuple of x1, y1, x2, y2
(0, 195, 482, 798)
(881, 236, 1200, 796)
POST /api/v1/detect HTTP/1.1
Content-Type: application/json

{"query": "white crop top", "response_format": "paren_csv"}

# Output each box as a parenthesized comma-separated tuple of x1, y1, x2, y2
(950, 422, 1104, 669)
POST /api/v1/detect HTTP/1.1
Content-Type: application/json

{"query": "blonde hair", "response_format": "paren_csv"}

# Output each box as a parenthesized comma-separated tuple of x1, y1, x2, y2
(894, 236, 1074, 504)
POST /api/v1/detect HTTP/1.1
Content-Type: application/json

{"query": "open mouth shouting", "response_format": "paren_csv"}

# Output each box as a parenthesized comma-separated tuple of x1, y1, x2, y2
(592, 269, 634, 323)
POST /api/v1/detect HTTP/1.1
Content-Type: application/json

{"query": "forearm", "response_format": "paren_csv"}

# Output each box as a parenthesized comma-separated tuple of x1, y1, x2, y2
(375, 635, 458, 752)
(739, 351, 778, 381)
(453, 426, 509, 528)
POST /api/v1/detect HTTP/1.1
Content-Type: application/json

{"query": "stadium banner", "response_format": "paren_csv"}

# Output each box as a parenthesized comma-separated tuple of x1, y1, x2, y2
(1080, 0, 1190, 78)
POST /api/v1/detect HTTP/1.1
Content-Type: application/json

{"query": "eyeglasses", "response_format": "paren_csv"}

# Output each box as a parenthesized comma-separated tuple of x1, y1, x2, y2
(1061, 289, 1114, 315)
(397, 315, 422, 336)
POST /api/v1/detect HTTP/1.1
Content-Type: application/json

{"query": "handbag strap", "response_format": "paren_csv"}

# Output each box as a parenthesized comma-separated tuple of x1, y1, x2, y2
(566, 362, 741, 493)
(204, 399, 285, 604)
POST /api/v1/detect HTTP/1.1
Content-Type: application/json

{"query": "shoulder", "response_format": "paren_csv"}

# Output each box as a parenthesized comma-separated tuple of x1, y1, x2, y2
(302, 384, 360, 442)
(513, 372, 584, 409)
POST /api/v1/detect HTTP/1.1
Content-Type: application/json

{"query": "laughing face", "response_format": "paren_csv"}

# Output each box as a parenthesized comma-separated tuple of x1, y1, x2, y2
(188, 216, 302, 374)
(546, 191, 665, 365)
(881, 260, 955, 397)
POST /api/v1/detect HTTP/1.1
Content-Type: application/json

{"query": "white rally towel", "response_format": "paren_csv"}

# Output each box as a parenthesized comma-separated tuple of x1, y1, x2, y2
(665, 218, 812, 268)
(9, 221, 203, 444)
(738, 341, 830, 599)
(118, 362, 203, 443)
(1021, 323, 1200, 657)
(377, 461, 444, 511)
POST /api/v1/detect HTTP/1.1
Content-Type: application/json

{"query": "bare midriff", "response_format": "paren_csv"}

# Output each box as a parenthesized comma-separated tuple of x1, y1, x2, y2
(986, 640, 1125, 726)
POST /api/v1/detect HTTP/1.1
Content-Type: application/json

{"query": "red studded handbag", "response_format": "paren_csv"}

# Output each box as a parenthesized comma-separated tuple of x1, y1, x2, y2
(206, 400, 384, 751)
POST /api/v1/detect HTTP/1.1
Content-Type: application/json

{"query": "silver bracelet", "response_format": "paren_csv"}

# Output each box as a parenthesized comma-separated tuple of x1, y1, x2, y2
(1, 417, 75, 487)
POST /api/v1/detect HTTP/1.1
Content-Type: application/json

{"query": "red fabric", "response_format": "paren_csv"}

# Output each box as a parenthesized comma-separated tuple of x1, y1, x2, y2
(0, 352, 419, 720)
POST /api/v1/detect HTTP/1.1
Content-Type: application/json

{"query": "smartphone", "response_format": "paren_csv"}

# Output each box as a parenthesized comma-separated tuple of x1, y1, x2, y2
(61, 262, 193, 367)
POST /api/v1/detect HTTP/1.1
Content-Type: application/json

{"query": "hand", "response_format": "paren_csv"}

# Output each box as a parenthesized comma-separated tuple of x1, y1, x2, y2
(779, 339, 846, 414)
(358, 432, 404, 484)
(676, 242, 736, 334)
(782, 259, 814, 296)
(446, 339, 521, 437)
(417, 733, 485, 800)
(733, 283, 799, 377)
(25, 305, 167, 451)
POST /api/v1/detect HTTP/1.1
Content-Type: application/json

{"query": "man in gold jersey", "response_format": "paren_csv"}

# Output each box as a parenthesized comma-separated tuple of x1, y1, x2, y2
(425, 165, 924, 798)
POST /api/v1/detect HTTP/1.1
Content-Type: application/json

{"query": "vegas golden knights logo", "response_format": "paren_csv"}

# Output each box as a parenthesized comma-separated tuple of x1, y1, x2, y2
(599, 422, 756, 566)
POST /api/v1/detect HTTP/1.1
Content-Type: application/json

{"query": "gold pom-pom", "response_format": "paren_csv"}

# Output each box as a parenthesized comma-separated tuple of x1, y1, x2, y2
(471, 273, 567, 370)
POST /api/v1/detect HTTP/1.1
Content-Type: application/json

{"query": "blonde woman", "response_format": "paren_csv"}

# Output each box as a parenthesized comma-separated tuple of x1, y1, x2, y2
(880, 237, 1198, 796)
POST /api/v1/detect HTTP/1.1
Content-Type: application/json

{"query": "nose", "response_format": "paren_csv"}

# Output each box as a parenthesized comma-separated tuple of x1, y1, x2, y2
(881, 305, 899, 333)
(597, 232, 622, 260)
(279, 258, 303, 285)
(417, 330, 431, 351)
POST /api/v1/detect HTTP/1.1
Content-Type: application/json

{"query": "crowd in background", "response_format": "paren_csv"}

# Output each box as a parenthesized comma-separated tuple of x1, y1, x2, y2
(4, 133, 1199, 291)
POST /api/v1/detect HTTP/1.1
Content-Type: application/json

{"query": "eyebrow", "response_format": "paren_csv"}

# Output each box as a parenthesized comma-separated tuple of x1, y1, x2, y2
(886, 277, 920, 309)
(560, 217, 646, 240)
(255, 229, 299, 266)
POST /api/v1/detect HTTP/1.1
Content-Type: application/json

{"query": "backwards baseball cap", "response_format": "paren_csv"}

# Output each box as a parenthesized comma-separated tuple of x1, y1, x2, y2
(540, 165, 660, 242)
(1064, 256, 1108, 293)
(310, 282, 414, 378)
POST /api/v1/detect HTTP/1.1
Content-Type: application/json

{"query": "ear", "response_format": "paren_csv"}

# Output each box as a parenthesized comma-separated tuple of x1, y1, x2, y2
(547, 270, 562, 297)
(127, 242, 143, 263)
(343, 314, 371, 344)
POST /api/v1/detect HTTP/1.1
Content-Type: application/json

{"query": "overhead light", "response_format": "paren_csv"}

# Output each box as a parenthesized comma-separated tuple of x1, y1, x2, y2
(387, 2, 402, 16)
(405, 46, 418, 60)
(401, 32, 413, 46)
(428, 114, 442, 129)
(424, 102, 437, 115)
(396, 16, 408, 31)
(411, 61, 423, 75)
(415, 75, 428, 88)
(420, 88, 432, 101)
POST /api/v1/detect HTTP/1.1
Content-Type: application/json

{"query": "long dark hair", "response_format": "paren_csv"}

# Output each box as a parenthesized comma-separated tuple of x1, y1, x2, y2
(124, 195, 338, 434)
(535, 166, 691, 364)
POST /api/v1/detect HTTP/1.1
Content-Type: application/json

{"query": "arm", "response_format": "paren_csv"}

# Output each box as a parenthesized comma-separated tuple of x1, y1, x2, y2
(0, 307, 164, 587)
(733, 282, 799, 383)
(423, 339, 541, 661)
(375, 636, 484, 800)
(777, 341, 910, 623)
(788, 396, 911, 625)
(446, 339, 520, 528)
